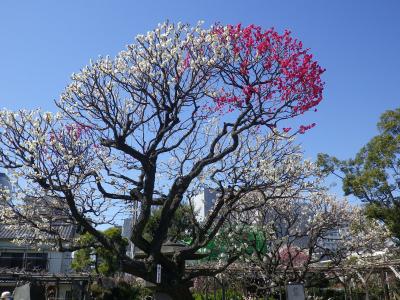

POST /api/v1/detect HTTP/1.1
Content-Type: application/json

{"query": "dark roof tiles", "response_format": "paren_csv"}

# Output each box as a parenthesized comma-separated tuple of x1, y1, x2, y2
(0, 224, 76, 240)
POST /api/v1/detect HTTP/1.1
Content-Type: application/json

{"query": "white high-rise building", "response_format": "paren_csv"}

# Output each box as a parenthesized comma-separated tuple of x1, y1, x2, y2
(191, 188, 217, 222)
(122, 217, 135, 258)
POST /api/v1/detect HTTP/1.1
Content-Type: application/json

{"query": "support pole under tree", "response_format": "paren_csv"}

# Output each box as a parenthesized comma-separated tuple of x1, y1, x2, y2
(385, 272, 392, 300)
(212, 275, 226, 300)
(349, 277, 354, 300)
(381, 271, 389, 300)
(343, 275, 352, 300)
(356, 270, 373, 300)
(213, 277, 216, 300)
(221, 280, 226, 300)
(346, 280, 353, 300)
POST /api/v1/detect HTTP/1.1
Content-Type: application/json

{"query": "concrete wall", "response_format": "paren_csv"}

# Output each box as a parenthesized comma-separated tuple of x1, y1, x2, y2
(48, 251, 63, 273)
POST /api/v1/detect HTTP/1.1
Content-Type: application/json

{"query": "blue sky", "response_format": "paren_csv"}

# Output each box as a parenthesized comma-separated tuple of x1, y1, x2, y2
(0, 0, 399, 196)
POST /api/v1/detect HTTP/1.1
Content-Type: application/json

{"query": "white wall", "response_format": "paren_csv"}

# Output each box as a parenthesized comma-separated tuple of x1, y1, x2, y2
(191, 188, 217, 222)
(48, 251, 72, 273)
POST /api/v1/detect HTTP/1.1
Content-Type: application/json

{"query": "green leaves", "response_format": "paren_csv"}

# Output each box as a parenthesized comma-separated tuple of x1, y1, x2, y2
(72, 227, 128, 276)
(143, 204, 194, 243)
(378, 108, 400, 135)
(365, 203, 400, 242)
(318, 108, 400, 240)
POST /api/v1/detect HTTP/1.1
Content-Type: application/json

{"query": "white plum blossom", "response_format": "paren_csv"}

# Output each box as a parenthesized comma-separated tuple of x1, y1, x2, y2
(213, 157, 392, 292)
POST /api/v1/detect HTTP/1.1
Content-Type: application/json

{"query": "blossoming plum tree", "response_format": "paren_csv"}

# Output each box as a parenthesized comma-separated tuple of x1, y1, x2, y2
(192, 156, 391, 297)
(0, 22, 324, 299)
(220, 171, 391, 295)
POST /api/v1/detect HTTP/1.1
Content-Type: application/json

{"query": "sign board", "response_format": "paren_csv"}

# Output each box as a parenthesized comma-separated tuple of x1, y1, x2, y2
(286, 283, 305, 300)
(156, 264, 162, 283)
(13, 283, 31, 300)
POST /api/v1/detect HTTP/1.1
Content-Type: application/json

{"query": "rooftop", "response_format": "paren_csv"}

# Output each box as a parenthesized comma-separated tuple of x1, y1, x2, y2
(0, 224, 76, 241)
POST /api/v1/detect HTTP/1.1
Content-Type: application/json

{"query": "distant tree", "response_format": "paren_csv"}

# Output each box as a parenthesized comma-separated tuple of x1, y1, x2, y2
(143, 204, 194, 243)
(73, 205, 194, 276)
(318, 108, 400, 241)
(0, 21, 324, 299)
(72, 227, 128, 276)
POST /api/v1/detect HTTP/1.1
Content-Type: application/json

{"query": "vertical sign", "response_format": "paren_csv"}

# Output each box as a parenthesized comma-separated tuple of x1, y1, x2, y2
(156, 264, 162, 283)
(286, 283, 305, 300)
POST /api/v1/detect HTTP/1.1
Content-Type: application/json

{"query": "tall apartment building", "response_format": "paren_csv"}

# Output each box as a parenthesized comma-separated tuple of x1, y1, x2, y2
(191, 188, 217, 222)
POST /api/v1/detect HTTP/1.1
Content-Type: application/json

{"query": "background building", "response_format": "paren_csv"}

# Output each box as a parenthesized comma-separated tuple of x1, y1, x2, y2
(191, 188, 217, 222)
(0, 172, 89, 300)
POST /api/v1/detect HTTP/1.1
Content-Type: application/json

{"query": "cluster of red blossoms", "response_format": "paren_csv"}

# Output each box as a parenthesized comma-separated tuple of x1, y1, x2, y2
(283, 122, 316, 134)
(299, 122, 316, 134)
(211, 24, 325, 131)
(278, 246, 309, 267)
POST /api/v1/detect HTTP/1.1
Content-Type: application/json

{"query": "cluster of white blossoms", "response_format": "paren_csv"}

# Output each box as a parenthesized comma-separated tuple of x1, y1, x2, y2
(59, 21, 230, 118)
(341, 208, 392, 258)
(0, 108, 121, 246)
(258, 152, 320, 188)
(0, 109, 112, 184)
(211, 144, 393, 278)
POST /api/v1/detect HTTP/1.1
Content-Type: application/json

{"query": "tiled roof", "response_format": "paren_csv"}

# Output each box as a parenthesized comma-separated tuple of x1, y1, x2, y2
(0, 223, 76, 240)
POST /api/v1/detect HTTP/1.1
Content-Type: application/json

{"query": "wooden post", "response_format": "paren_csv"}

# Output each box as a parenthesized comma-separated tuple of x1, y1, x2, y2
(221, 280, 226, 300)
(356, 271, 369, 300)
(381, 271, 389, 300)
(213, 277, 216, 300)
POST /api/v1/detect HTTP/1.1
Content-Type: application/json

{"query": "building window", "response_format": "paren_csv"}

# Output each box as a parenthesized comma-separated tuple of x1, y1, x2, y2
(0, 252, 24, 269)
(0, 252, 48, 271)
(25, 253, 48, 271)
